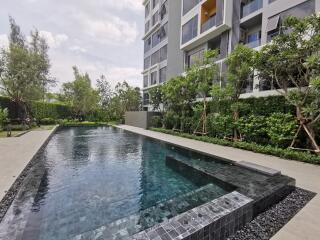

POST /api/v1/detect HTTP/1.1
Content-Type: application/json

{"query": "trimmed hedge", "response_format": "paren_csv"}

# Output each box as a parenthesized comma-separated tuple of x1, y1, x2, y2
(209, 95, 295, 116)
(151, 128, 320, 165)
(0, 96, 73, 120)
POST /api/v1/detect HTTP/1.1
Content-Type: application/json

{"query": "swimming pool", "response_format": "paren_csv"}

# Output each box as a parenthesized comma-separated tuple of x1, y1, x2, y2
(0, 127, 232, 240)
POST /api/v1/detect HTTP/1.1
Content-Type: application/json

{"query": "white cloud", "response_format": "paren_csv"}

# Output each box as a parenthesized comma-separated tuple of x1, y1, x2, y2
(69, 45, 87, 53)
(0, 34, 9, 49)
(72, 12, 139, 46)
(38, 31, 68, 48)
(105, 0, 144, 12)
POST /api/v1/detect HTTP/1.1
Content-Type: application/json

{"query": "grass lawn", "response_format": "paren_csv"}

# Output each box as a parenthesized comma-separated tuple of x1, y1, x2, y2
(0, 125, 56, 138)
(32, 125, 56, 131)
(0, 130, 26, 138)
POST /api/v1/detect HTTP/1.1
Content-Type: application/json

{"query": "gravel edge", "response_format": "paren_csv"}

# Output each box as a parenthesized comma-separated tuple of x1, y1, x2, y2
(228, 188, 316, 240)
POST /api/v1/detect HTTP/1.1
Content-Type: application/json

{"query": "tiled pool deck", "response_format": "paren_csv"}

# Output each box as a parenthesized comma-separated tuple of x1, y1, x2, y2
(117, 125, 320, 240)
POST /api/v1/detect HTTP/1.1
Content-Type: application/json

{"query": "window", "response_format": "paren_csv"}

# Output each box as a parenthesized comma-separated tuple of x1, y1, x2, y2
(143, 92, 149, 105)
(143, 75, 149, 88)
(152, 23, 167, 48)
(182, 15, 198, 44)
(159, 67, 167, 83)
(183, 0, 200, 15)
(159, 23, 168, 41)
(152, 0, 159, 9)
(185, 49, 204, 68)
(160, 45, 167, 62)
(144, 57, 150, 70)
(267, 15, 280, 42)
(151, 50, 160, 65)
(152, 31, 160, 47)
(246, 31, 261, 48)
(144, 37, 152, 53)
(152, 11, 159, 26)
(151, 71, 157, 85)
(160, 1, 168, 20)
(145, 2, 150, 17)
(145, 21, 150, 33)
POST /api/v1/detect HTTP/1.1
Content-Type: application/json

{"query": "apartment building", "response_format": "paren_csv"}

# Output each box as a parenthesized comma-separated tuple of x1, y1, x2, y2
(142, 0, 320, 109)
(142, 0, 184, 110)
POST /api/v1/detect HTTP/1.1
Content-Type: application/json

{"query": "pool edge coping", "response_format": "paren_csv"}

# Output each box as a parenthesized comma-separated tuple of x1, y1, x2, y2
(0, 125, 59, 223)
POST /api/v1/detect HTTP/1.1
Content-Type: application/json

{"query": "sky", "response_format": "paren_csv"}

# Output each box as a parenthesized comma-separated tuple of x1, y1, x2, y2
(0, 0, 144, 91)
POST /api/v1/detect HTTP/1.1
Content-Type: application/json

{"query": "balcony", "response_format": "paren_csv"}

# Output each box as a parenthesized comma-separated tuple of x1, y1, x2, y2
(241, 0, 263, 18)
(245, 39, 261, 48)
(201, 15, 216, 33)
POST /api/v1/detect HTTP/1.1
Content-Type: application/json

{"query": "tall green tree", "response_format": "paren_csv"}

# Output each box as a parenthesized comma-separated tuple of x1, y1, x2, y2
(0, 17, 54, 119)
(106, 81, 141, 121)
(212, 44, 256, 140)
(162, 75, 197, 131)
(255, 14, 320, 153)
(187, 49, 219, 135)
(59, 66, 99, 119)
(96, 74, 112, 108)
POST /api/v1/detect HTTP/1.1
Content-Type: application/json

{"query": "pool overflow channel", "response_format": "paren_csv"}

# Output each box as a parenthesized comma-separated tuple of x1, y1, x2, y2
(0, 126, 296, 240)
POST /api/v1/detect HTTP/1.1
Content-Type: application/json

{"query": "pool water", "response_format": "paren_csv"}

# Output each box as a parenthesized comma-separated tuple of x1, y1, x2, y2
(0, 127, 230, 240)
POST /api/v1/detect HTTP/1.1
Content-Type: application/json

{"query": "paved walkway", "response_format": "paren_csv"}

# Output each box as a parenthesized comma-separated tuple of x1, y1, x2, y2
(0, 129, 55, 201)
(118, 125, 320, 240)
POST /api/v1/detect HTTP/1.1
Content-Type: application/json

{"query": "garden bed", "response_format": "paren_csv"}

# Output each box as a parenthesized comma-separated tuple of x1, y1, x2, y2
(151, 128, 320, 165)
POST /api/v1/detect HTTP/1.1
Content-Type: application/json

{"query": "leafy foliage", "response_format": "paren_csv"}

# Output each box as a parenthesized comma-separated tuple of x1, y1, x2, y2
(0, 107, 8, 129)
(0, 17, 55, 119)
(266, 113, 298, 148)
(255, 14, 320, 152)
(59, 66, 99, 119)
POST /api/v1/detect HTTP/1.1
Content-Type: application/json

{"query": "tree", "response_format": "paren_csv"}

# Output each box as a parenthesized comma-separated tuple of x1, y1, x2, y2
(212, 44, 256, 140)
(187, 49, 219, 135)
(255, 14, 320, 154)
(96, 74, 113, 108)
(106, 81, 141, 121)
(162, 75, 197, 131)
(149, 85, 166, 112)
(0, 17, 55, 120)
(59, 66, 99, 119)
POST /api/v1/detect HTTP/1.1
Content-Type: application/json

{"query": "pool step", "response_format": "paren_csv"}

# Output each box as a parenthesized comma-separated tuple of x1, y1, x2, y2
(235, 161, 281, 176)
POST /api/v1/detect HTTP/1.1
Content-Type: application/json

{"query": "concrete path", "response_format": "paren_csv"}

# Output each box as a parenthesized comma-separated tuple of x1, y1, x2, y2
(0, 129, 54, 201)
(118, 125, 320, 240)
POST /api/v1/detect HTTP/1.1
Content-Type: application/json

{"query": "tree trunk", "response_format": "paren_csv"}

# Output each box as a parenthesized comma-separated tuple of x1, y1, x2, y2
(233, 110, 239, 140)
(295, 106, 320, 154)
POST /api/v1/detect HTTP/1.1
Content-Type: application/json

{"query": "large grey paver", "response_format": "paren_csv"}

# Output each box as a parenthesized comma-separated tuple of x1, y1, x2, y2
(0, 129, 54, 200)
(117, 125, 320, 240)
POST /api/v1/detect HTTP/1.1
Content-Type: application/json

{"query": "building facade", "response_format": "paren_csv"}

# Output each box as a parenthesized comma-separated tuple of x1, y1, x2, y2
(142, 0, 320, 110)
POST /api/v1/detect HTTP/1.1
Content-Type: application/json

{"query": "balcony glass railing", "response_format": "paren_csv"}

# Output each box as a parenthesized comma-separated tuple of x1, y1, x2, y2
(201, 15, 216, 33)
(245, 39, 261, 48)
(242, 0, 263, 18)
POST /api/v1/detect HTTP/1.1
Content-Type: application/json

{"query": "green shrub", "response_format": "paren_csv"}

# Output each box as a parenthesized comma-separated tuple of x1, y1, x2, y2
(40, 118, 56, 125)
(181, 116, 197, 134)
(266, 113, 298, 148)
(163, 111, 180, 129)
(151, 128, 320, 165)
(207, 114, 233, 138)
(0, 107, 8, 130)
(237, 115, 269, 144)
(151, 116, 162, 128)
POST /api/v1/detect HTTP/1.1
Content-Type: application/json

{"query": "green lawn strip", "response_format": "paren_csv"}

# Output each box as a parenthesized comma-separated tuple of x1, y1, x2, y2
(0, 130, 26, 138)
(151, 128, 320, 165)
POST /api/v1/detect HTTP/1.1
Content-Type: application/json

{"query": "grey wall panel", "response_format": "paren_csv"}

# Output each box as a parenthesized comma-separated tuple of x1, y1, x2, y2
(231, 0, 241, 51)
(216, 0, 224, 26)
(220, 31, 229, 58)
(167, 0, 184, 81)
